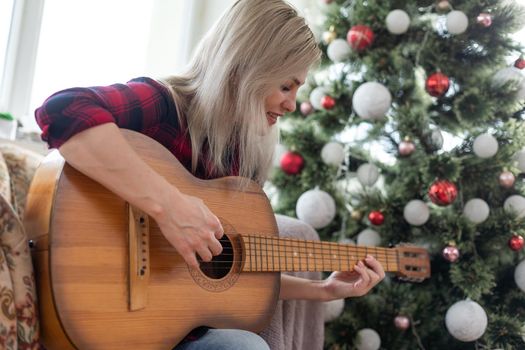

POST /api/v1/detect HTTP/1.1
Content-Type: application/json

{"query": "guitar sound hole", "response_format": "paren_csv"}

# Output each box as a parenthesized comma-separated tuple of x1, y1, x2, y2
(198, 235, 234, 279)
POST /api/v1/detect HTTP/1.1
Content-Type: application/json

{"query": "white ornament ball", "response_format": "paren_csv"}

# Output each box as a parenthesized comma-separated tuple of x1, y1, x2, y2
(515, 260, 525, 292)
(473, 133, 498, 158)
(504, 195, 525, 219)
(385, 9, 410, 34)
(327, 38, 351, 63)
(463, 198, 490, 224)
(324, 298, 345, 322)
(403, 199, 430, 226)
(492, 67, 525, 100)
(446, 10, 469, 35)
(357, 163, 380, 186)
(445, 299, 488, 342)
(515, 149, 525, 172)
(296, 188, 336, 229)
(355, 328, 381, 350)
(357, 228, 381, 246)
(352, 82, 392, 121)
(273, 143, 288, 167)
(321, 142, 345, 166)
(310, 86, 328, 110)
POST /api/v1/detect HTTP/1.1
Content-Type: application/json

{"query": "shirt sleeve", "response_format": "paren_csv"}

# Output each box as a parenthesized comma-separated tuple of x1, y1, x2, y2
(34, 77, 178, 149)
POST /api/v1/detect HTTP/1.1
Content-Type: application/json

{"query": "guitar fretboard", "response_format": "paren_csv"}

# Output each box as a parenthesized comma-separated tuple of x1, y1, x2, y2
(241, 234, 400, 272)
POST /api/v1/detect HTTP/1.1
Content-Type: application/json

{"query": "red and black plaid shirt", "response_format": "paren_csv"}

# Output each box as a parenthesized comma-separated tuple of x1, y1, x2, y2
(35, 77, 238, 179)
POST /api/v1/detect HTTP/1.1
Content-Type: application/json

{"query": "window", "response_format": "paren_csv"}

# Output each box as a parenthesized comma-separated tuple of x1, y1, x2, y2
(0, 0, 14, 105)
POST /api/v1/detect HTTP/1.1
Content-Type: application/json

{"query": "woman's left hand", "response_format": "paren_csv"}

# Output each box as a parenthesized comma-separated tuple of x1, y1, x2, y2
(321, 255, 385, 301)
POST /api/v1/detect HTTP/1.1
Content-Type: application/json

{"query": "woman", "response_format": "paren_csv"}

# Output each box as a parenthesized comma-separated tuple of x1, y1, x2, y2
(35, 0, 385, 349)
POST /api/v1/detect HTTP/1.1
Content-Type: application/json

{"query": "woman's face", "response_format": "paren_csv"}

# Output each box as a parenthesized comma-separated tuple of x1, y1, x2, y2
(264, 69, 308, 126)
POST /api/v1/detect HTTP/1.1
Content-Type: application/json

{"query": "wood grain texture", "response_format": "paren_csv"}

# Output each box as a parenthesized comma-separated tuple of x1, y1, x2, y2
(26, 130, 279, 349)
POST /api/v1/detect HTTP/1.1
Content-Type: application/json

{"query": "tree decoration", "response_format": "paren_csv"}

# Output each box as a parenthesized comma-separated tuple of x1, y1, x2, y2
(300, 101, 313, 116)
(476, 13, 492, 27)
(398, 139, 415, 156)
(428, 180, 458, 206)
(436, 1, 450, 12)
(352, 82, 392, 120)
(509, 234, 524, 251)
(357, 163, 380, 186)
(309, 86, 328, 110)
(499, 171, 515, 188)
(504, 195, 525, 219)
(463, 198, 490, 224)
(442, 244, 460, 262)
(356, 228, 381, 246)
(492, 67, 525, 100)
(296, 188, 336, 229)
(514, 259, 525, 292)
(516, 149, 525, 172)
(445, 300, 488, 342)
(425, 72, 450, 97)
(394, 315, 410, 330)
(322, 25, 337, 44)
(321, 95, 336, 110)
(515, 56, 525, 70)
(472, 133, 498, 158)
(446, 10, 469, 35)
(347, 25, 374, 51)
(280, 151, 304, 175)
(355, 328, 381, 350)
(321, 142, 345, 166)
(351, 210, 363, 221)
(327, 38, 351, 63)
(425, 129, 444, 150)
(368, 210, 385, 225)
(385, 10, 410, 35)
(324, 299, 345, 323)
(403, 199, 430, 226)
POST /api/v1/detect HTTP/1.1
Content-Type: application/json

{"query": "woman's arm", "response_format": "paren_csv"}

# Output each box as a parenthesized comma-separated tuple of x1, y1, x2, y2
(58, 123, 224, 268)
(279, 255, 385, 301)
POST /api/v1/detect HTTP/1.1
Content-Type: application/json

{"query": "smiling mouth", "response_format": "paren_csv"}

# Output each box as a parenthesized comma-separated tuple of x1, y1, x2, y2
(267, 112, 281, 125)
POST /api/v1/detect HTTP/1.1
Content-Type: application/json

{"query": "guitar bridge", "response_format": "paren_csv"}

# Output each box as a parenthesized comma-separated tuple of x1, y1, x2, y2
(128, 205, 150, 311)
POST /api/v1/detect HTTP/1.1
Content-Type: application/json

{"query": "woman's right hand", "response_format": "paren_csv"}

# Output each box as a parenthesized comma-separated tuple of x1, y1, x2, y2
(154, 189, 224, 268)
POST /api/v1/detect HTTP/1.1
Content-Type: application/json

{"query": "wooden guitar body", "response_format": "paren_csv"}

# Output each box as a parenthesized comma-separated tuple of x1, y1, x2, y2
(24, 130, 280, 349)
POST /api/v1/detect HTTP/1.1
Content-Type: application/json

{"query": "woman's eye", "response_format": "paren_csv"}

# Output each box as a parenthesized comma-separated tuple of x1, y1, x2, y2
(281, 85, 291, 92)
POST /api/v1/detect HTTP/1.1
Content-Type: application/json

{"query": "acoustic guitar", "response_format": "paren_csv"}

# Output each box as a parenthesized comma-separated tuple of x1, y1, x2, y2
(24, 130, 430, 350)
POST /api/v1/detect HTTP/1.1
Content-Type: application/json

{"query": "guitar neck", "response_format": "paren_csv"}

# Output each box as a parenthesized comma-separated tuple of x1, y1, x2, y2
(241, 234, 400, 273)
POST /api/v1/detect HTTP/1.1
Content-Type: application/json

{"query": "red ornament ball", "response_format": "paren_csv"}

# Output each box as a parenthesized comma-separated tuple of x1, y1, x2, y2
(321, 95, 336, 110)
(442, 245, 460, 262)
(515, 57, 525, 70)
(476, 13, 492, 27)
(394, 315, 410, 330)
(399, 140, 415, 156)
(509, 234, 524, 251)
(428, 179, 458, 206)
(368, 210, 385, 225)
(425, 72, 450, 97)
(347, 25, 374, 51)
(280, 151, 305, 175)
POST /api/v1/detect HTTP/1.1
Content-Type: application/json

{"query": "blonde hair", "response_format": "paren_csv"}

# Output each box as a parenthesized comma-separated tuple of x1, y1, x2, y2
(164, 0, 321, 185)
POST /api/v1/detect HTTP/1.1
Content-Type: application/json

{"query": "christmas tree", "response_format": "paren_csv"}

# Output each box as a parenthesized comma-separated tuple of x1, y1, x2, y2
(269, 0, 525, 348)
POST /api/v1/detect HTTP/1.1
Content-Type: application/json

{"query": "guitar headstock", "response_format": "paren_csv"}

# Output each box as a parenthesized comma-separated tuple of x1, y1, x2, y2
(394, 245, 431, 282)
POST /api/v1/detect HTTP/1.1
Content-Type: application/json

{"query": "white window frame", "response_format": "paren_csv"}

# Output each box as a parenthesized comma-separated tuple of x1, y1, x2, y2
(0, 0, 45, 124)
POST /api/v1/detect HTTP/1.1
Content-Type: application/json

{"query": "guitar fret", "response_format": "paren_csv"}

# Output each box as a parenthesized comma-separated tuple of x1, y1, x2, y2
(265, 236, 269, 272)
(249, 236, 253, 272)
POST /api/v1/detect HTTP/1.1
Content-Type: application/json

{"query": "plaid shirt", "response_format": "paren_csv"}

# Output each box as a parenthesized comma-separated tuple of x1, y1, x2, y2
(35, 77, 238, 179)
